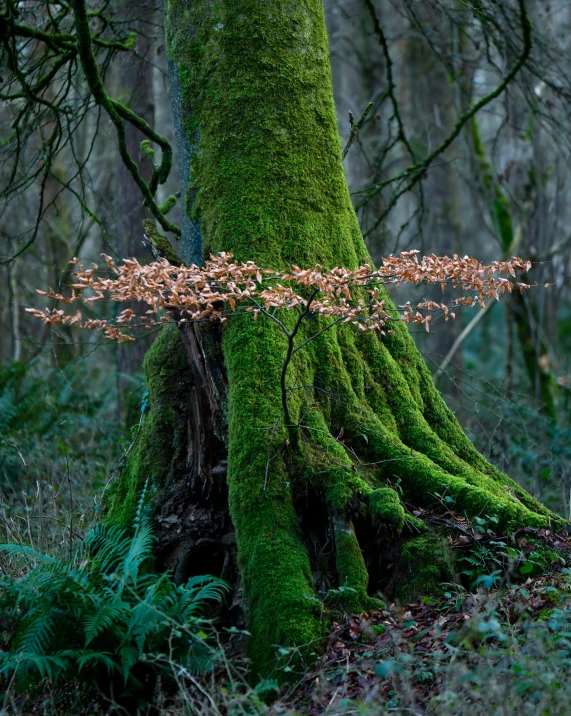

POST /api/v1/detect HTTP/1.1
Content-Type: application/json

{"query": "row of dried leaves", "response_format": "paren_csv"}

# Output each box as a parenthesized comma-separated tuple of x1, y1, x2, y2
(26, 251, 533, 342)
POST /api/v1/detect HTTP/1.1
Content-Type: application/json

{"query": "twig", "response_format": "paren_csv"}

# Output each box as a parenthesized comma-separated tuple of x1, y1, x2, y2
(533, 233, 571, 262)
(342, 102, 374, 160)
(434, 220, 524, 383)
(363, 0, 416, 162)
(70, 0, 178, 236)
(434, 300, 495, 382)
(280, 289, 319, 428)
(260, 410, 285, 503)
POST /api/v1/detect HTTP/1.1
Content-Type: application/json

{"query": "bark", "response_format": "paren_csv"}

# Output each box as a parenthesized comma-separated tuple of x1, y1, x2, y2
(103, 0, 560, 677)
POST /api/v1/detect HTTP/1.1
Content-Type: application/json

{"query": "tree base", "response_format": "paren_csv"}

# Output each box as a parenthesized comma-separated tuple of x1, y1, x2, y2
(104, 321, 563, 678)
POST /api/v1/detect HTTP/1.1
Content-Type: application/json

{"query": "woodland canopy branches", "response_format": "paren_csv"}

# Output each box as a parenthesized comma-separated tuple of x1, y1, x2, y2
(3, 0, 571, 689)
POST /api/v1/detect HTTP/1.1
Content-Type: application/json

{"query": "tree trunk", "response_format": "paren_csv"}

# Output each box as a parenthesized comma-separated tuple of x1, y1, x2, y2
(104, 0, 559, 677)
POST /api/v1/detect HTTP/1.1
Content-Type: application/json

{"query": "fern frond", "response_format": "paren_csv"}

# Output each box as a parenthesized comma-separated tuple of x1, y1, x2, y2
(119, 644, 140, 683)
(128, 597, 166, 652)
(133, 477, 150, 532)
(178, 575, 229, 618)
(15, 613, 54, 656)
(64, 649, 118, 674)
(0, 517, 224, 693)
(0, 652, 69, 681)
(82, 597, 130, 645)
(84, 523, 132, 576)
(120, 523, 156, 586)
(23, 562, 85, 597)
(0, 543, 56, 565)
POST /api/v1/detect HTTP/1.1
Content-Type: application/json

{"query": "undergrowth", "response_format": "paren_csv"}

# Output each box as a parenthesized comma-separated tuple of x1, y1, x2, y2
(0, 486, 228, 709)
(3, 536, 571, 714)
(0, 359, 125, 490)
(2, 343, 571, 714)
(0, 358, 128, 558)
(131, 574, 571, 715)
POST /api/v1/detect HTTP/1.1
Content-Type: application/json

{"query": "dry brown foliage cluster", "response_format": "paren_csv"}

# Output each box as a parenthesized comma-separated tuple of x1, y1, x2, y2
(26, 251, 533, 342)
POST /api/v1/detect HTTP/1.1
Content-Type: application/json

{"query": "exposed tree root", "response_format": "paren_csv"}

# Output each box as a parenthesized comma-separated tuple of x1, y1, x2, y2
(104, 296, 563, 679)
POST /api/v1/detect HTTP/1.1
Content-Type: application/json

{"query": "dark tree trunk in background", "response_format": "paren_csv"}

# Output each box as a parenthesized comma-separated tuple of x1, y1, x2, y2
(113, 23, 156, 426)
(400, 2, 464, 393)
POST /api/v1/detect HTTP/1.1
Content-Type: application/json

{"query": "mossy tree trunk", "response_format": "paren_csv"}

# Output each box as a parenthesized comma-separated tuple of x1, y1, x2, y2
(105, 0, 560, 676)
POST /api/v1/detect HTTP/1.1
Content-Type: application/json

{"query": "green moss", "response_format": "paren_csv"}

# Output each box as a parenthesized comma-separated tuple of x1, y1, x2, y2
(104, 326, 191, 528)
(396, 535, 455, 603)
(164, 0, 373, 673)
(369, 488, 405, 532)
(158, 194, 177, 216)
(73, 0, 176, 235)
(223, 316, 325, 673)
(300, 408, 374, 513)
(165, 0, 367, 272)
(334, 516, 383, 613)
(142, 219, 182, 265)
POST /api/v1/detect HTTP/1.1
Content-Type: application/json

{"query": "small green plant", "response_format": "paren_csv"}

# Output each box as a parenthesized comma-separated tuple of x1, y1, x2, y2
(0, 492, 228, 698)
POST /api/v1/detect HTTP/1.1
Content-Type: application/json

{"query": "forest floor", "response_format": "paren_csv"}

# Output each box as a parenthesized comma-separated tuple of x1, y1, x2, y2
(6, 526, 571, 716)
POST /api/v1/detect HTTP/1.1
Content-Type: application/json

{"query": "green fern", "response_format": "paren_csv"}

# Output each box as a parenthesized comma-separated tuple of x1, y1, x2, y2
(82, 596, 130, 645)
(0, 507, 228, 694)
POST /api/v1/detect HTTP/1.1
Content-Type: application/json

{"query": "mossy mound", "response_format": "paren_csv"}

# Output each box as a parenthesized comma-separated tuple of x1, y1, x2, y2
(370, 488, 406, 532)
(396, 534, 456, 603)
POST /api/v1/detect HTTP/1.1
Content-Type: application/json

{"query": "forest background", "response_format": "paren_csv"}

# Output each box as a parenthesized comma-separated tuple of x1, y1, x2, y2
(2, 0, 571, 713)
(3, 0, 571, 524)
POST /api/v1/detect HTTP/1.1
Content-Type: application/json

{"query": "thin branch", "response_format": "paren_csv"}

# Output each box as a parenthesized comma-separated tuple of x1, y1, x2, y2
(360, 0, 532, 236)
(363, 0, 416, 163)
(280, 289, 319, 428)
(434, 300, 495, 382)
(70, 0, 179, 236)
(342, 102, 373, 160)
(291, 317, 347, 356)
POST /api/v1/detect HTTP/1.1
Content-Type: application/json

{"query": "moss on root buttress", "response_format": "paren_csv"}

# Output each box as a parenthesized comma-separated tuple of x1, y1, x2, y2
(158, 0, 564, 676)
(165, 0, 372, 672)
(104, 326, 191, 528)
